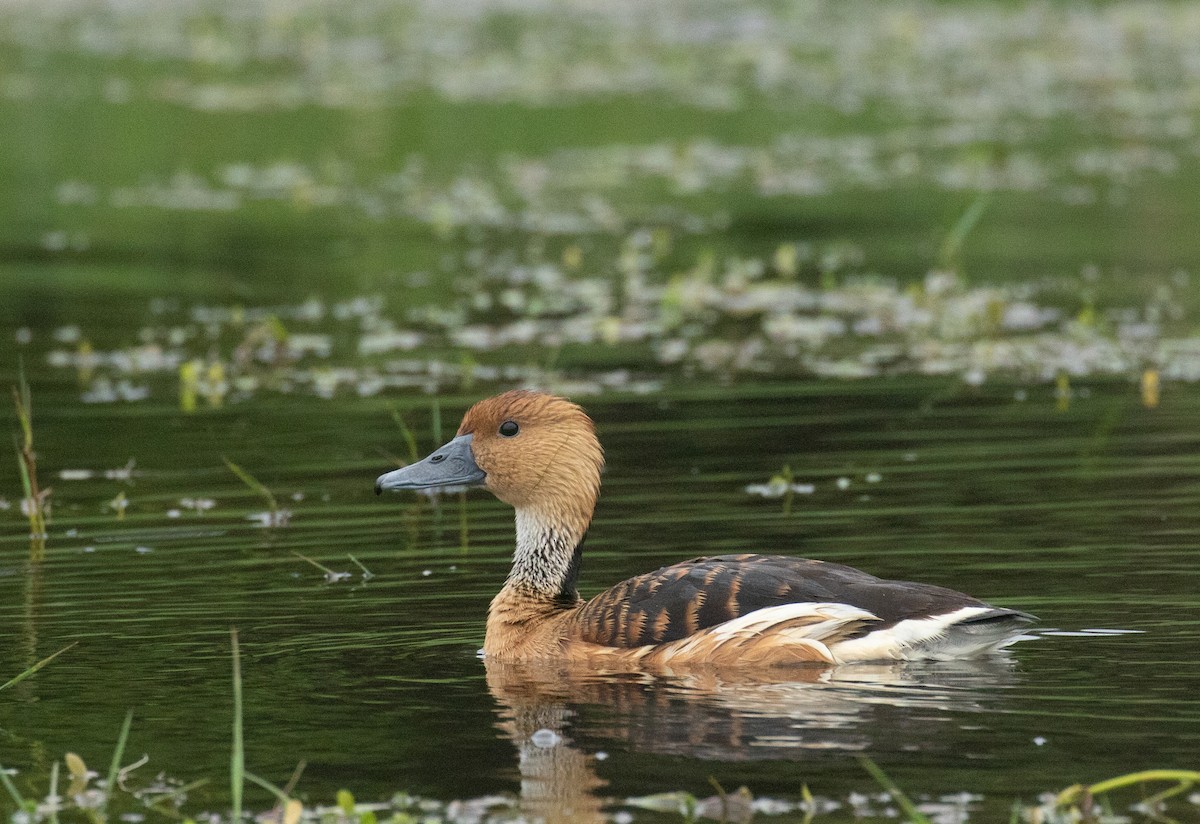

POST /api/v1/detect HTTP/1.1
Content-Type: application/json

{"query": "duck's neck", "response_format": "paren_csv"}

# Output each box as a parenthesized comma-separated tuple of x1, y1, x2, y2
(504, 507, 588, 607)
(485, 489, 598, 658)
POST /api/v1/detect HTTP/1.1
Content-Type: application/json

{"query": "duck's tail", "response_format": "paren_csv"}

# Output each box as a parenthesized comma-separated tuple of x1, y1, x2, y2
(830, 606, 1036, 662)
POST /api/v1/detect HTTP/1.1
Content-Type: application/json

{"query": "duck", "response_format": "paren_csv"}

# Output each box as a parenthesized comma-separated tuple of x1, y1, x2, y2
(375, 390, 1034, 667)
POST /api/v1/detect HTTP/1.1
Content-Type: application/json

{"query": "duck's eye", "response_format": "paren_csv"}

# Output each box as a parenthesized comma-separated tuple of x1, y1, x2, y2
(499, 420, 519, 438)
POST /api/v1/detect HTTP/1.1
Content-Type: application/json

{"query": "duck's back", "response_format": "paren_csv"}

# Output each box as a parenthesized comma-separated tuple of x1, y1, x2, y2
(570, 554, 1033, 662)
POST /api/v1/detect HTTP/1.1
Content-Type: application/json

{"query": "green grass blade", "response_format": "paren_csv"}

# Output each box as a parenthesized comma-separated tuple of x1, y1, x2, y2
(243, 771, 290, 805)
(0, 762, 26, 809)
(1057, 769, 1200, 807)
(347, 555, 374, 579)
(0, 642, 78, 691)
(281, 761, 306, 797)
(222, 457, 277, 514)
(231, 627, 244, 823)
(49, 760, 61, 824)
(291, 551, 336, 576)
(12, 352, 45, 559)
(430, 399, 442, 445)
(105, 711, 134, 797)
(939, 191, 991, 270)
(14, 356, 32, 446)
(13, 436, 32, 501)
(1088, 769, 1200, 796)
(858, 756, 932, 824)
(389, 408, 420, 464)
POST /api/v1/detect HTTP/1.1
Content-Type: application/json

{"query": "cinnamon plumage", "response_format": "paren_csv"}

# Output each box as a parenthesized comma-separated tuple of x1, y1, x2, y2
(376, 391, 1033, 666)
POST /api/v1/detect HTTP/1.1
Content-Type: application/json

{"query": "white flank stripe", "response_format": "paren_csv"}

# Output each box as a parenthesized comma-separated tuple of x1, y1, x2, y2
(831, 606, 1003, 662)
(710, 602, 878, 642)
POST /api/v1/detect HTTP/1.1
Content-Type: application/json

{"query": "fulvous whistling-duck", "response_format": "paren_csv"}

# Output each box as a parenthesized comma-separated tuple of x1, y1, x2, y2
(376, 391, 1034, 666)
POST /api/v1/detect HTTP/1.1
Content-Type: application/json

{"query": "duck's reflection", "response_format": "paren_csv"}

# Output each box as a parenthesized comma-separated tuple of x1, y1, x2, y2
(486, 657, 1022, 823)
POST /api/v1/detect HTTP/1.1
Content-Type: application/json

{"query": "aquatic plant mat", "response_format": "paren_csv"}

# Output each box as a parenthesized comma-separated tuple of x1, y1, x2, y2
(4, 695, 1200, 823)
(4, 754, 1200, 823)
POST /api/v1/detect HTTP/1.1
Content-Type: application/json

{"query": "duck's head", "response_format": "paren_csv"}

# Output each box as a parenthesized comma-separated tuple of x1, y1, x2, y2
(376, 390, 604, 529)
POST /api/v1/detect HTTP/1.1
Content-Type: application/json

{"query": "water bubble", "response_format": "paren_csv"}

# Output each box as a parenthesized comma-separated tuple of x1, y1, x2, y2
(530, 729, 560, 748)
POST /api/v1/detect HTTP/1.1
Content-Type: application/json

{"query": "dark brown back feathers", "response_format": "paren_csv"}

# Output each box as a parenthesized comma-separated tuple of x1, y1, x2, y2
(571, 554, 1028, 649)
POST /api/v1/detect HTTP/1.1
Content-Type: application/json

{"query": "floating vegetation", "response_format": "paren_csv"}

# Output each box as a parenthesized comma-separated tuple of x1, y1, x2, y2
(179, 359, 230, 412)
(744, 465, 815, 515)
(57, 459, 137, 483)
(11, 1, 1200, 238)
(106, 491, 129, 520)
(179, 497, 217, 513)
(625, 784, 756, 823)
(29, 253, 1200, 408)
(1141, 368, 1161, 409)
(6, 1, 1200, 409)
(0, 1, 1187, 121)
(3, 750, 1198, 824)
(1032, 770, 1200, 824)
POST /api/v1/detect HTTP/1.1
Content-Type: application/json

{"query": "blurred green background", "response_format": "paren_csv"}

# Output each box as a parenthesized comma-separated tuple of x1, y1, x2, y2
(4, 0, 1200, 322)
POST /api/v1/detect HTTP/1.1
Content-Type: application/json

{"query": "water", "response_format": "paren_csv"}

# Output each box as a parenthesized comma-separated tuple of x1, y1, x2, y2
(2, 378, 1200, 821)
(4, 1, 1200, 821)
